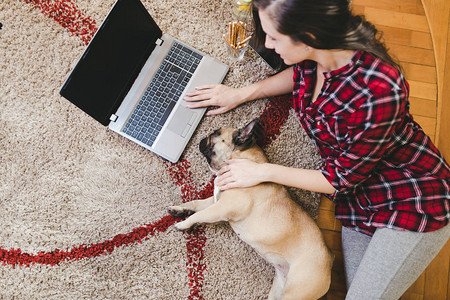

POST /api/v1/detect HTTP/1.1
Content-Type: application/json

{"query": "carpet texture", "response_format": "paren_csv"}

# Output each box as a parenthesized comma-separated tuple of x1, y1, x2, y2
(0, 0, 322, 298)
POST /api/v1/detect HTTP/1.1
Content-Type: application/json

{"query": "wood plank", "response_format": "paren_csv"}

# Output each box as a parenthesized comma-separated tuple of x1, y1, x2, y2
(335, 221, 342, 232)
(410, 31, 434, 49)
(448, 263, 450, 300)
(379, 25, 414, 46)
(325, 290, 346, 300)
(319, 196, 335, 212)
(422, 0, 450, 147)
(408, 80, 437, 100)
(413, 115, 436, 137)
(390, 45, 435, 66)
(321, 230, 342, 252)
(423, 239, 450, 299)
(351, 4, 365, 16)
(405, 272, 426, 295)
(317, 210, 338, 231)
(329, 252, 346, 291)
(364, 7, 429, 32)
(400, 292, 424, 300)
(377, 25, 433, 49)
(351, 0, 425, 15)
(437, 9, 450, 160)
(403, 63, 436, 84)
(409, 97, 437, 118)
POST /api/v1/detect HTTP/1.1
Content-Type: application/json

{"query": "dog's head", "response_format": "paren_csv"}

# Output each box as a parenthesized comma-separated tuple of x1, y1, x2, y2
(199, 118, 264, 172)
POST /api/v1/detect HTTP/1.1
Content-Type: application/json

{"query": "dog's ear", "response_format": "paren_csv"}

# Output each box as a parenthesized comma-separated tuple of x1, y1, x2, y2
(233, 118, 262, 150)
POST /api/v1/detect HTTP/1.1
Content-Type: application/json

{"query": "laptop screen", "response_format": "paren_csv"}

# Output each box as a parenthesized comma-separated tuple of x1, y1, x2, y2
(60, 0, 162, 126)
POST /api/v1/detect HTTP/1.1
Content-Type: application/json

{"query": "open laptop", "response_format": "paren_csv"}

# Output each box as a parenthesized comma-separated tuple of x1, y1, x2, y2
(59, 0, 229, 162)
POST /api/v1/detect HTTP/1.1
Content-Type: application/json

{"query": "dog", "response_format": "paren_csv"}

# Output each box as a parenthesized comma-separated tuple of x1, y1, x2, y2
(168, 119, 333, 300)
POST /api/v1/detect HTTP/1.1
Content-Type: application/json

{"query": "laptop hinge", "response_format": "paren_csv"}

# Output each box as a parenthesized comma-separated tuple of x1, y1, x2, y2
(155, 38, 164, 46)
(110, 114, 118, 122)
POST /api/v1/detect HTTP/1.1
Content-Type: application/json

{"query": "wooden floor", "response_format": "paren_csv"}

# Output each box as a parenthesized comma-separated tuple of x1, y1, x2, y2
(318, 0, 450, 299)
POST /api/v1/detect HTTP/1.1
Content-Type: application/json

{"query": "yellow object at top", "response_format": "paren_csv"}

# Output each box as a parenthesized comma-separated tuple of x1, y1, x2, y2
(237, 0, 252, 10)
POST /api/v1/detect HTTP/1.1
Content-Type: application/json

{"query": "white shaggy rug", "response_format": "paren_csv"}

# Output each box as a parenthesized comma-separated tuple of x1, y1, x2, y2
(0, 0, 322, 298)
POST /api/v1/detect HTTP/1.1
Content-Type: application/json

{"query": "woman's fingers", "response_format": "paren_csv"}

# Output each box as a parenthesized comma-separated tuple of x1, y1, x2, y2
(206, 106, 229, 116)
(186, 100, 213, 109)
(215, 173, 235, 190)
(214, 159, 266, 191)
(183, 84, 243, 115)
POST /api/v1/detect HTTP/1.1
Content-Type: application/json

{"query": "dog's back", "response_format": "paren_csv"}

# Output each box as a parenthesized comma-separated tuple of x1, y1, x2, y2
(220, 144, 333, 299)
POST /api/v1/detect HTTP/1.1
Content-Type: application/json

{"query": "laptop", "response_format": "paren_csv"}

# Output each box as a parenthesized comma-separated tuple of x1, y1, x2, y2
(59, 0, 229, 162)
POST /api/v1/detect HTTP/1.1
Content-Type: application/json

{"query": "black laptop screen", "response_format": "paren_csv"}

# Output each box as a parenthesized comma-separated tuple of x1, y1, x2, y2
(60, 0, 162, 126)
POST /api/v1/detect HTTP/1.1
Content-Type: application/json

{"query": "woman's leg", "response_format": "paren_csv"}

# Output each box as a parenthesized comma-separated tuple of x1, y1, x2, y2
(344, 224, 450, 300)
(341, 226, 372, 287)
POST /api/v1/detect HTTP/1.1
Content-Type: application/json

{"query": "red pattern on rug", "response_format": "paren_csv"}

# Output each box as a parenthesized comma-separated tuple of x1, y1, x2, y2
(0, 2, 294, 299)
(166, 160, 214, 299)
(0, 216, 178, 268)
(258, 94, 294, 148)
(24, 0, 97, 45)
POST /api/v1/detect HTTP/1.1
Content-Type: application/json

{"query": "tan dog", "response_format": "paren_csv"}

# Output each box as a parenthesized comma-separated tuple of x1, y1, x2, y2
(168, 119, 333, 300)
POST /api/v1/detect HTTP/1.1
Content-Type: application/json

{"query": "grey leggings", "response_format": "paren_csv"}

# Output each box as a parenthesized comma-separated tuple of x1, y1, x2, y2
(342, 224, 450, 300)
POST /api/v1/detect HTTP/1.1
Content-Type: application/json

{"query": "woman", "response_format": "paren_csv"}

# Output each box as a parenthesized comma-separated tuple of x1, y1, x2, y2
(185, 0, 450, 298)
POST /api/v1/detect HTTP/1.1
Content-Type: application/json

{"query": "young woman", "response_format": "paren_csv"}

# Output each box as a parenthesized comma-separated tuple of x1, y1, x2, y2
(185, 0, 450, 298)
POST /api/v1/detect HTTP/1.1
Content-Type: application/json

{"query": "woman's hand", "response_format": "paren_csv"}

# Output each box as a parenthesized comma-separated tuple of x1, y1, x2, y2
(215, 159, 267, 190)
(184, 84, 245, 115)
(185, 68, 296, 116)
(216, 159, 336, 194)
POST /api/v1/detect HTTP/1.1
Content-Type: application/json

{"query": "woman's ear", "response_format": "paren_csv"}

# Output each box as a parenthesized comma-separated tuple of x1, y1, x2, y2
(233, 118, 262, 150)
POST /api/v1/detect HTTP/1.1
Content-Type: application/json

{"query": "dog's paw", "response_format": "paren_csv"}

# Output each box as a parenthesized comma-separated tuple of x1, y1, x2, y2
(167, 206, 195, 218)
(174, 221, 199, 232)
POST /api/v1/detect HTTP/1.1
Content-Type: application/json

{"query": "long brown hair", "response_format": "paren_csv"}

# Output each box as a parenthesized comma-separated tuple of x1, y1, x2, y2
(252, 0, 401, 70)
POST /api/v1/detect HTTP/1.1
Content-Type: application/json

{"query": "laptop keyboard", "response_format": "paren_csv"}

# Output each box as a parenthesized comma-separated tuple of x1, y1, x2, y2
(122, 41, 203, 147)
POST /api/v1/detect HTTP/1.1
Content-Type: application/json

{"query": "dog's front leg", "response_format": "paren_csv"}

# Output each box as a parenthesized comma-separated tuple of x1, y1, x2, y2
(168, 196, 215, 218)
(172, 200, 236, 231)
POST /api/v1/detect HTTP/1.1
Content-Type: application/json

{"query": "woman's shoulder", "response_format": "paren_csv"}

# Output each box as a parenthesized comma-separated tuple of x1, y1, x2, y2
(356, 51, 407, 96)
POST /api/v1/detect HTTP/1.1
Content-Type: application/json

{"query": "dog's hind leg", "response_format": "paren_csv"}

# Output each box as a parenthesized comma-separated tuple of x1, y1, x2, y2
(268, 266, 287, 300)
(168, 196, 215, 217)
(281, 260, 330, 300)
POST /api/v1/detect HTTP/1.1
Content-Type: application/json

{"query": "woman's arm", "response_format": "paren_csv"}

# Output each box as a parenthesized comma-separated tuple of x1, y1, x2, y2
(215, 159, 336, 194)
(185, 67, 295, 115)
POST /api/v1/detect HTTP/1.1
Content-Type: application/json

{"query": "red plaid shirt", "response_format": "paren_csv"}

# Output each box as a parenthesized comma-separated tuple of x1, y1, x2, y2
(293, 50, 450, 236)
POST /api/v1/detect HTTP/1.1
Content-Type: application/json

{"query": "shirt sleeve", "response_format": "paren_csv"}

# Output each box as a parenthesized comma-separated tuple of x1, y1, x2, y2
(320, 72, 409, 193)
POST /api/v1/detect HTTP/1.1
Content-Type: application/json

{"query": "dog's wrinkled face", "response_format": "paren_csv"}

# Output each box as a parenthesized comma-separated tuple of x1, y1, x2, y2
(199, 118, 261, 172)
(199, 128, 236, 172)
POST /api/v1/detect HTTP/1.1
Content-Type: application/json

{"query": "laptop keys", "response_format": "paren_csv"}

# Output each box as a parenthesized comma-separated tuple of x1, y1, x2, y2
(122, 41, 204, 147)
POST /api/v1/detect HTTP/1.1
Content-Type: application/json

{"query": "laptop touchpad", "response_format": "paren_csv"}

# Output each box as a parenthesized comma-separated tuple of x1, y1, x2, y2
(167, 106, 196, 137)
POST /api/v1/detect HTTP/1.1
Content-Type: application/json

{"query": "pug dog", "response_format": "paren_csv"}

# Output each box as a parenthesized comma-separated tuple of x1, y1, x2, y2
(168, 119, 333, 300)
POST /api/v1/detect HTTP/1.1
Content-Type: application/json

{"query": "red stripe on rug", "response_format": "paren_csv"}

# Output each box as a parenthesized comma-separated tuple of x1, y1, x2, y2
(166, 160, 214, 300)
(258, 94, 294, 148)
(25, 0, 97, 45)
(0, 215, 178, 267)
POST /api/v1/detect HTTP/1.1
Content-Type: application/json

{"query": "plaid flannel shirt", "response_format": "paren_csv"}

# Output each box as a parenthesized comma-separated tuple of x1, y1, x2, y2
(293, 50, 450, 236)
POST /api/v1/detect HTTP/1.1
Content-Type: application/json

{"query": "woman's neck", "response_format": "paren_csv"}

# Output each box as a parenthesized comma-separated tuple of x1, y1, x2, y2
(312, 49, 355, 73)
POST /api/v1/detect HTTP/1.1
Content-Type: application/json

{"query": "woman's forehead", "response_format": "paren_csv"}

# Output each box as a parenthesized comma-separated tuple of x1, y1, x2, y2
(258, 9, 279, 36)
